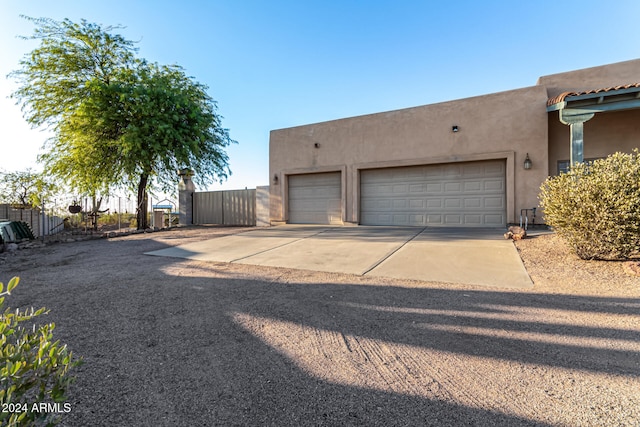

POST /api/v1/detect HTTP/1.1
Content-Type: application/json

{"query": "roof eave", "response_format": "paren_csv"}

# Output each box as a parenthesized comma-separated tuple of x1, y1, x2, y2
(547, 85, 640, 114)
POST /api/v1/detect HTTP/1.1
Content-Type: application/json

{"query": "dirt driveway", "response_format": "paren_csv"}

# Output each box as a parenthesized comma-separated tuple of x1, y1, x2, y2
(1, 226, 638, 426)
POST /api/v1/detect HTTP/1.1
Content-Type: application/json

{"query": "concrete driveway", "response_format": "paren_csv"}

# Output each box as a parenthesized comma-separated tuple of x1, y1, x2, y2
(146, 225, 533, 288)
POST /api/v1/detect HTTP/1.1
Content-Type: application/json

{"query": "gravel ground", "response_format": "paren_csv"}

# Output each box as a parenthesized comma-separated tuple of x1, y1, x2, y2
(0, 226, 639, 426)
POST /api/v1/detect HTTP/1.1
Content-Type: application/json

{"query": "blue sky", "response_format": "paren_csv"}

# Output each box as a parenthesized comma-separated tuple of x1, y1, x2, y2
(1, 1, 639, 192)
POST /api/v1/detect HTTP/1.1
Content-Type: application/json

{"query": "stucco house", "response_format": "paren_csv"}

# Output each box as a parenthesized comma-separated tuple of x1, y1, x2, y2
(268, 59, 640, 227)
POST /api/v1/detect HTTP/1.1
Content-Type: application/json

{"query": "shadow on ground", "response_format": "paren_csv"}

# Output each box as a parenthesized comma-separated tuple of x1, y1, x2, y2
(2, 232, 638, 426)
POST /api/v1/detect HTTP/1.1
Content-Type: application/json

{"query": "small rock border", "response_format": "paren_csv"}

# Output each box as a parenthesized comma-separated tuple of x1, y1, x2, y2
(1, 227, 173, 252)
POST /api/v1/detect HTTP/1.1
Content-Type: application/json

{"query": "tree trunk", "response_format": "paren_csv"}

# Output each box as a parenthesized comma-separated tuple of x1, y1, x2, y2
(136, 173, 149, 230)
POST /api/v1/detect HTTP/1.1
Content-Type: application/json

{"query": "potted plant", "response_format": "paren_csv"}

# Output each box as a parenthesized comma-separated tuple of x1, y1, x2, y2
(68, 201, 82, 214)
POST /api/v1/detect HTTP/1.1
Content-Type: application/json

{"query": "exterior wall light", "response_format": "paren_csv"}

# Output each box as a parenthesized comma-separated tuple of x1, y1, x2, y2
(452, 125, 459, 132)
(524, 153, 532, 170)
(273, 174, 279, 185)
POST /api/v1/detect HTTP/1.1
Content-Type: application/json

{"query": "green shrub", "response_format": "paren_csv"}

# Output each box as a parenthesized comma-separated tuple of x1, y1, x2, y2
(539, 150, 640, 260)
(0, 277, 81, 426)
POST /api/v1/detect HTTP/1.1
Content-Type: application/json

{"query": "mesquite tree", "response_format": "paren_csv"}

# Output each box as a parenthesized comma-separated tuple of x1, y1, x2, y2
(10, 17, 233, 229)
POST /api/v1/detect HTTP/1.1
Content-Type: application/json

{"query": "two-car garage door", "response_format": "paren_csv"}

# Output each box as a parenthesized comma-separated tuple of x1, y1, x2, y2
(287, 160, 506, 227)
(360, 160, 506, 226)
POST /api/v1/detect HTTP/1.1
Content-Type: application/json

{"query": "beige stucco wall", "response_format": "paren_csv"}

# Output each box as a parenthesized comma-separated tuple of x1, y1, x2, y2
(270, 85, 549, 225)
(537, 58, 640, 99)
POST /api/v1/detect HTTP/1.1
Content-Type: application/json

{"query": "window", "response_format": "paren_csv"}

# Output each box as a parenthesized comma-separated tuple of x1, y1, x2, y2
(557, 161, 570, 175)
(557, 158, 604, 175)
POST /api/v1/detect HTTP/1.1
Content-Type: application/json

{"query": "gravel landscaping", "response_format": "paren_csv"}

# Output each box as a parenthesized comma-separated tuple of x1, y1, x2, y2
(0, 226, 638, 426)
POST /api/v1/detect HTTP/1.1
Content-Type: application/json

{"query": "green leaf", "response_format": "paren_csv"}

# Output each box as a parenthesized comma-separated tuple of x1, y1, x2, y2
(7, 277, 19, 294)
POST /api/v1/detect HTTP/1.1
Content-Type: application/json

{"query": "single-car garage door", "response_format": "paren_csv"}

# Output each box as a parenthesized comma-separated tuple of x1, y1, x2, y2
(360, 160, 505, 226)
(288, 172, 342, 224)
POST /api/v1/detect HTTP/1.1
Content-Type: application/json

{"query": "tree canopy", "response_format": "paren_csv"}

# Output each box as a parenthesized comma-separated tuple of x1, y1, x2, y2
(10, 16, 234, 228)
(10, 16, 137, 130)
(0, 169, 57, 208)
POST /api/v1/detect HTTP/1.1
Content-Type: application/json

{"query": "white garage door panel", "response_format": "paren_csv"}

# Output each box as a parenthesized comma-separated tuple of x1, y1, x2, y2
(360, 160, 506, 227)
(288, 172, 342, 225)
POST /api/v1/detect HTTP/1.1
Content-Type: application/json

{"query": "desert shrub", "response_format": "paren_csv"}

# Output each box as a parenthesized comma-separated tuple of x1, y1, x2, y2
(539, 150, 640, 260)
(0, 277, 81, 426)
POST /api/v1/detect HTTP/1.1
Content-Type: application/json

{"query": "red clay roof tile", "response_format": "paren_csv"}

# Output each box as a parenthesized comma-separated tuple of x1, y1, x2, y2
(547, 83, 640, 107)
